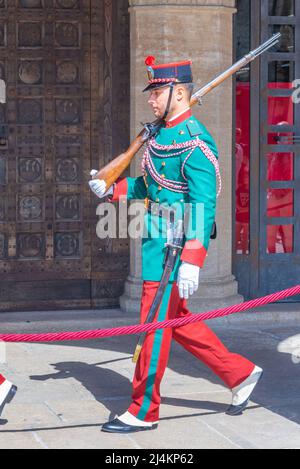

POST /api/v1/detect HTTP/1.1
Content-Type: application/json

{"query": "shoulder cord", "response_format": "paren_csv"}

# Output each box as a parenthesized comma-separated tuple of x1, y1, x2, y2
(142, 137, 222, 198)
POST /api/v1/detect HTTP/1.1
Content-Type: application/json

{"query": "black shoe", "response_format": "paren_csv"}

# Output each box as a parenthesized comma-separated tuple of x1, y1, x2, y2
(0, 384, 18, 418)
(226, 399, 251, 416)
(102, 418, 158, 434)
(226, 370, 263, 416)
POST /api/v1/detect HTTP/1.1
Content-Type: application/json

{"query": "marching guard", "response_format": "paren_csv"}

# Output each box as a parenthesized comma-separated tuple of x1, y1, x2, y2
(89, 57, 263, 433)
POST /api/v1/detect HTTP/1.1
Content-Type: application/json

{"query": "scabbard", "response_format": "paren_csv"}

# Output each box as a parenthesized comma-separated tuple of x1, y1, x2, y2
(132, 220, 184, 363)
(132, 265, 173, 363)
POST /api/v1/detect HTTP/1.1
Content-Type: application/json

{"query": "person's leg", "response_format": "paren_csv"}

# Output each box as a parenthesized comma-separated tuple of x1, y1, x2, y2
(127, 282, 255, 420)
(0, 373, 17, 418)
(171, 287, 263, 414)
(171, 289, 255, 390)
(128, 281, 180, 422)
(102, 281, 180, 433)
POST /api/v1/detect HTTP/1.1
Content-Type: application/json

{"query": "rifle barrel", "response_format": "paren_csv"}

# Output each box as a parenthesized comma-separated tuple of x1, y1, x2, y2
(251, 32, 281, 58)
(191, 33, 281, 103)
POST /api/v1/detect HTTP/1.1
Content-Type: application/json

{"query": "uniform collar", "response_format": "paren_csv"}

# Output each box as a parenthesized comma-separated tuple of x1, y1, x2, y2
(165, 108, 192, 128)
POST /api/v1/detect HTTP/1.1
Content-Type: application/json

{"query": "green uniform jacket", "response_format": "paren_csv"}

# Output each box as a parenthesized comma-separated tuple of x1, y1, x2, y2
(110, 112, 219, 282)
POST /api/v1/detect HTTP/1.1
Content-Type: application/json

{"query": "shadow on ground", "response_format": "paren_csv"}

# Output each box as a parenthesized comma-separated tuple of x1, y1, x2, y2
(23, 324, 300, 427)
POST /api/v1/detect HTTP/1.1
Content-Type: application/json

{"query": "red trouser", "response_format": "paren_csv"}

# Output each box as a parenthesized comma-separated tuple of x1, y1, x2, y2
(128, 281, 255, 422)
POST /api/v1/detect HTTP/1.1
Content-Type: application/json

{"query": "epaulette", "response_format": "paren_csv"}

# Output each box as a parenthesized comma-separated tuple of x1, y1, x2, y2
(186, 119, 203, 138)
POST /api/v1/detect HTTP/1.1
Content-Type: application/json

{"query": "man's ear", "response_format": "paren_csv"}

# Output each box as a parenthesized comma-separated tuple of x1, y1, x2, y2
(174, 85, 186, 102)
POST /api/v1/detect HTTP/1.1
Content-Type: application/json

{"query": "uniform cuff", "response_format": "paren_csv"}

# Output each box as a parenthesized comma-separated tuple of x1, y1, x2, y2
(180, 239, 207, 268)
(109, 178, 128, 202)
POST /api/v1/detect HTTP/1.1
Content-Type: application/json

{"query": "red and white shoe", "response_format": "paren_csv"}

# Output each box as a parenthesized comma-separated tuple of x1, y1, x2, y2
(0, 378, 17, 418)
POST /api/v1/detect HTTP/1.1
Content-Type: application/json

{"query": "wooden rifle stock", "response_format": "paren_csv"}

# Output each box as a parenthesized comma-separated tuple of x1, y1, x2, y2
(94, 129, 146, 190)
(93, 34, 281, 189)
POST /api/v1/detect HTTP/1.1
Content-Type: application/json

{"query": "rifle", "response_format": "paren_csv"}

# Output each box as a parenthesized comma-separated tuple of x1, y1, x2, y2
(92, 33, 281, 188)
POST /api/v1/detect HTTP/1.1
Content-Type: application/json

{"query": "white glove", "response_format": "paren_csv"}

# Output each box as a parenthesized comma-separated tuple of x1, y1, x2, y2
(88, 170, 114, 199)
(177, 262, 200, 300)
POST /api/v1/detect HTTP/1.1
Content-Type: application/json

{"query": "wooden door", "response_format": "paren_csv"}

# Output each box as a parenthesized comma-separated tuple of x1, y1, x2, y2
(0, 0, 130, 311)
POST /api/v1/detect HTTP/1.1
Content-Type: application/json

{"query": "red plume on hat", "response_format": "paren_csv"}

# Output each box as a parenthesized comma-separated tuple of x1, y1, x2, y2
(145, 56, 156, 67)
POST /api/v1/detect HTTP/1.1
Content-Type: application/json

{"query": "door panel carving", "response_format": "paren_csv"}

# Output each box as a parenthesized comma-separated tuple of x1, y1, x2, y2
(0, 0, 130, 311)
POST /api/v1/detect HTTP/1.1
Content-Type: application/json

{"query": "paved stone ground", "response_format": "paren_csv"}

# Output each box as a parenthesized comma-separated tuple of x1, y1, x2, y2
(0, 308, 300, 449)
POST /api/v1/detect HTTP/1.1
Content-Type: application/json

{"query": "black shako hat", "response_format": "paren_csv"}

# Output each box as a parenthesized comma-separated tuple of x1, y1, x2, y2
(143, 56, 193, 92)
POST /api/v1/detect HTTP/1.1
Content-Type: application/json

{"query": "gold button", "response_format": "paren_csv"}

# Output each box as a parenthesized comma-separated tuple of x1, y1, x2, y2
(158, 186, 162, 191)
(161, 174, 166, 179)
(156, 198, 160, 203)
(161, 162, 166, 167)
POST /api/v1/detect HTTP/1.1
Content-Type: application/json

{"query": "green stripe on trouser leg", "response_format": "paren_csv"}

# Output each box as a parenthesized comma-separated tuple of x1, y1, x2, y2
(137, 282, 173, 421)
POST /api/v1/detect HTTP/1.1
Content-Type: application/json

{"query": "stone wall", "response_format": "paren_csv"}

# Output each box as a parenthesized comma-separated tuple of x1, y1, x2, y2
(121, 0, 242, 313)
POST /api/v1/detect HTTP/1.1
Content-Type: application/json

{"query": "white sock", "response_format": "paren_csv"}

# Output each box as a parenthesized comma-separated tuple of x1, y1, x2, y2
(118, 411, 158, 427)
(232, 366, 263, 406)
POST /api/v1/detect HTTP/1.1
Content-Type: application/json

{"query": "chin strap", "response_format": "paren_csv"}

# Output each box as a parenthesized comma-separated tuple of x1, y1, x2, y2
(142, 82, 175, 141)
(162, 82, 175, 122)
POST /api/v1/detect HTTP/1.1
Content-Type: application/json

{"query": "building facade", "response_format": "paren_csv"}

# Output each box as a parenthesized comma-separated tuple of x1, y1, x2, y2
(0, 0, 298, 312)
(233, 0, 300, 304)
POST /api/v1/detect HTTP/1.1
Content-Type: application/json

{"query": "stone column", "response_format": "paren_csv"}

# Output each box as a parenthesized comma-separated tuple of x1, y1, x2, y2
(120, 0, 242, 314)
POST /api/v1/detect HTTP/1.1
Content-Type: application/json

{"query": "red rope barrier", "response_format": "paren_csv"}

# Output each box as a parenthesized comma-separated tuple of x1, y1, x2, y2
(0, 285, 299, 343)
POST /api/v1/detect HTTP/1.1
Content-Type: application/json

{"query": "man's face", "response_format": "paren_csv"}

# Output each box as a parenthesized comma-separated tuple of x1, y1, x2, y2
(148, 86, 171, 119)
